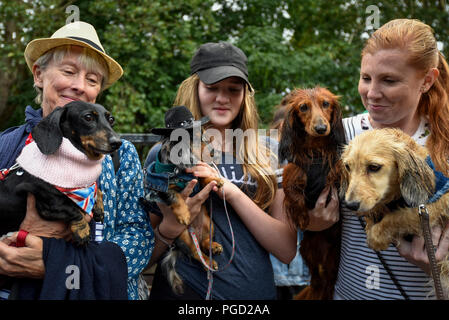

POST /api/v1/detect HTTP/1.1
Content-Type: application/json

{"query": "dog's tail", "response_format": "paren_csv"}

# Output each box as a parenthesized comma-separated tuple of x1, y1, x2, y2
(161, 248, 184, 295)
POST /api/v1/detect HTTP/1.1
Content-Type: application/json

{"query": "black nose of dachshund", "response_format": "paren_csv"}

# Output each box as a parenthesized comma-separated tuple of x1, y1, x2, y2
(345, 201, 360, 211)
(109, 137, 122, 151)
(314, 124, 328, 135)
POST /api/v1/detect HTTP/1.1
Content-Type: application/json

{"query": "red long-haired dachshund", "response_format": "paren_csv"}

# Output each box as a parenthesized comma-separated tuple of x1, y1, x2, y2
(279, 87, 345, 300)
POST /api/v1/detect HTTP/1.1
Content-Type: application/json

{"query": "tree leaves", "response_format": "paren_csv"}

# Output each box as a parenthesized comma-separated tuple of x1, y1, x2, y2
(2, 0, 449, 132)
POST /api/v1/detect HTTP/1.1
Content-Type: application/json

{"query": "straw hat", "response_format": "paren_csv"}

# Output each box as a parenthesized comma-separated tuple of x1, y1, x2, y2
(24, 21, 123, 88)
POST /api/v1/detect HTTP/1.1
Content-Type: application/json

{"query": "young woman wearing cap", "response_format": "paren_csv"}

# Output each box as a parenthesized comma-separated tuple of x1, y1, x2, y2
(145, 42, 297, 299)
(0, 21, 153, 300)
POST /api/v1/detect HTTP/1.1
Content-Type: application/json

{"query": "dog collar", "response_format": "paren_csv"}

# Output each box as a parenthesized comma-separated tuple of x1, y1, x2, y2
(426, 156, 449, 203)
(55, 182, 98, 217)
(148, 150, 196, 191)
(154, 152, 178, 175)
(385, 197, 408, 212)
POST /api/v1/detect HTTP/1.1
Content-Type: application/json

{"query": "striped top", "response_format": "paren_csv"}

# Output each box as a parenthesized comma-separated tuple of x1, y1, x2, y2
(334, 113, 435, 300)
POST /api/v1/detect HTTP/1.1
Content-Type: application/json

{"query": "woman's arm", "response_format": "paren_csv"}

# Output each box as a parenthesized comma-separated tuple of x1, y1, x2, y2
(187, 162, 297, 264)
(101, 140, 153, 280)
(305, 186, 340, 231)
(0, 193, 73, 278)
(397, 223, 449, 273)
(146, 179, 218, 268)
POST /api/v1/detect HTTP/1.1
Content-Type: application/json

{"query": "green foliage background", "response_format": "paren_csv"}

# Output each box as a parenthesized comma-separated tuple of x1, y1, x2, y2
(1, 0, 449, 134)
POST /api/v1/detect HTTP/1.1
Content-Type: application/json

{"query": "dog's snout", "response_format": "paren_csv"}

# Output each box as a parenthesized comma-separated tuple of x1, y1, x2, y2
(109, 136, 122, 151)
(314, 124, 328, 135)
(344, 201, 360, 211)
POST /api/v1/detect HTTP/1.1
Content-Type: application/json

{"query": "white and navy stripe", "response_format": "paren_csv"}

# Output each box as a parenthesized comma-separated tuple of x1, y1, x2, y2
(94, 222, 104, 242)
(0, 289, 10, 300)
(334, 114, 435, 300)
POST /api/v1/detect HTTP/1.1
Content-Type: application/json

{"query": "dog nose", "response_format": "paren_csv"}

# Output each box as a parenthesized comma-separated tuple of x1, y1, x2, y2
(314, 124, 328, 135)
(109, 136, 122, 151)
(345, 201, 360, 211)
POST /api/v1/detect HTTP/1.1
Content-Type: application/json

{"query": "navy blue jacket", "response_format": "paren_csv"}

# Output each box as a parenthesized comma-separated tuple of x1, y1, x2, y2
(1, 106, 128, 300)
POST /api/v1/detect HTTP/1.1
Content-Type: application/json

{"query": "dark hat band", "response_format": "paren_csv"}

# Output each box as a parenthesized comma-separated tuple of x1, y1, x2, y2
(166, 119, 194, 129)
(68, 36, 104, 53)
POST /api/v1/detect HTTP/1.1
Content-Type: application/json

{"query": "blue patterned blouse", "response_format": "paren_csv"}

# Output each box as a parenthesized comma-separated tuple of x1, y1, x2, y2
(98, 140, 154, 299)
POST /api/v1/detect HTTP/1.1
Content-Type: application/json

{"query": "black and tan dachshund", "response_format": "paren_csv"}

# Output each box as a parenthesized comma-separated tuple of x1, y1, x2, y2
(0, 101, 121, 246)
(143, 106, 224, 294)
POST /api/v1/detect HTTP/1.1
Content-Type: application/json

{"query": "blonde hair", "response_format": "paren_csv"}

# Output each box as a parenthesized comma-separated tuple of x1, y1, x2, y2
(363, 19, 449, 173)
(174, 74, 277, 210)
(33, 45, 109, 104)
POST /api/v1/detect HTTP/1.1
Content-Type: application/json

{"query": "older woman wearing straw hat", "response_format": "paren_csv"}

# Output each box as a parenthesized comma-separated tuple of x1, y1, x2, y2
(0, 21, 153, 300)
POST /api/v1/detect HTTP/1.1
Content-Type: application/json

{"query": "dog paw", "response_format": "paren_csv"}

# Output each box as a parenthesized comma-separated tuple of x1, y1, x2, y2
(211, 242, 223, 255)
(171, 194, 191, 225)
(366, 225, 390, 251)
(201, 176, 224, 188)
(92, 207, 104, 223)
(214, 178, 224, 188)
(176, 215, 190, 226)
(92, 190, 104, 222)
(211, 259, 219, 270)
(70, 218, 91, 246)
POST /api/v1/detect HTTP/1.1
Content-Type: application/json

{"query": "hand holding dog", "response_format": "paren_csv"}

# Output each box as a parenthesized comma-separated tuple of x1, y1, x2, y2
(396, 223, 449, 274)
(20, 193, 75, 240)
(0, 231, 44, 278)
(186, 162, 241, 202)
(0, 193, 93, 279)
(306, 186, 340, 231)
(157, 178, 217, 239)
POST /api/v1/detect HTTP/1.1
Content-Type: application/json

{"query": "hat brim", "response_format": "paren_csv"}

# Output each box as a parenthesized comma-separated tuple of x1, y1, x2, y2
(150, 116, 210, 136)
(24, 37, 123, 89)
(197, 65, 251, 88)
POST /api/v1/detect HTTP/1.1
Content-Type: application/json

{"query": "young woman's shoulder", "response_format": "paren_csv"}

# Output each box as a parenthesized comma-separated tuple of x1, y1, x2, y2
(342, 112, 370, 142)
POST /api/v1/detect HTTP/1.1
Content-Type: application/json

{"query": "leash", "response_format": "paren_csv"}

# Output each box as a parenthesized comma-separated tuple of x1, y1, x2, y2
(0, 163, 20, 180)
(187, 162, 236, 300)
(357, 216, 410, 300)
(418, 204, 445, 300)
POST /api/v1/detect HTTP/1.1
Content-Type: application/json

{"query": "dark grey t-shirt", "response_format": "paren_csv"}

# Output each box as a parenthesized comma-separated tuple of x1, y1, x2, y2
(144, 146, 276, 300)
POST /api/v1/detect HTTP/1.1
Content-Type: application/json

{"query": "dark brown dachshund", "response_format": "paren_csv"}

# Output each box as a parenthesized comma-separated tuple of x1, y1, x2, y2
(279, 87, 345, 299)
(0, 101, 121, 245)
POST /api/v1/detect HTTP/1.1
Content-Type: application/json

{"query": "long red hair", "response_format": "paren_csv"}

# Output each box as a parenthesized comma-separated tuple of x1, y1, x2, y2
(362, 19, 449, 174)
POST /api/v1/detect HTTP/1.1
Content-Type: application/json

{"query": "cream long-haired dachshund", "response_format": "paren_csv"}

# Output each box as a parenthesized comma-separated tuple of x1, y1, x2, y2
(340, 128, 449, 295)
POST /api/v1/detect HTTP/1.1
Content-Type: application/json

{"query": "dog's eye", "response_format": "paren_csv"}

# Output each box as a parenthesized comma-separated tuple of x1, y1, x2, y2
(345, 164, 350, 172)
(299, 104, 308, 112)
(84, 114, 93, 122)
(368, 164, 382, 172)
(322, 101, 330, 108)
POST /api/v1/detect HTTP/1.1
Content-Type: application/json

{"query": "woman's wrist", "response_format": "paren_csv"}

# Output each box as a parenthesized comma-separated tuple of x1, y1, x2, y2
(217, 180, 242, 205)
(157, 220, 184, 241)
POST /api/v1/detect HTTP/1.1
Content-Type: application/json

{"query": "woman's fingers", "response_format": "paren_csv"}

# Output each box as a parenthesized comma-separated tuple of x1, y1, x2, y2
(436, 223, 449, 262)
(180, 179, 198, 198)
(185, 162, 219, 179)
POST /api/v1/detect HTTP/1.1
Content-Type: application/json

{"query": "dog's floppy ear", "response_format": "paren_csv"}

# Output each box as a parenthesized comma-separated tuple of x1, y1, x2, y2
(279, 108, 297, 163)
(338, 153, 349, 200)
(395, 147, 435, 207)
(330, 104, 346, 147)
(31, 106, 67, 155)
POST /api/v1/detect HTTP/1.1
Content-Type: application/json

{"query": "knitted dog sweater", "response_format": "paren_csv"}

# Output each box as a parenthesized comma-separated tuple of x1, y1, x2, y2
(15, 137, 103, 215)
